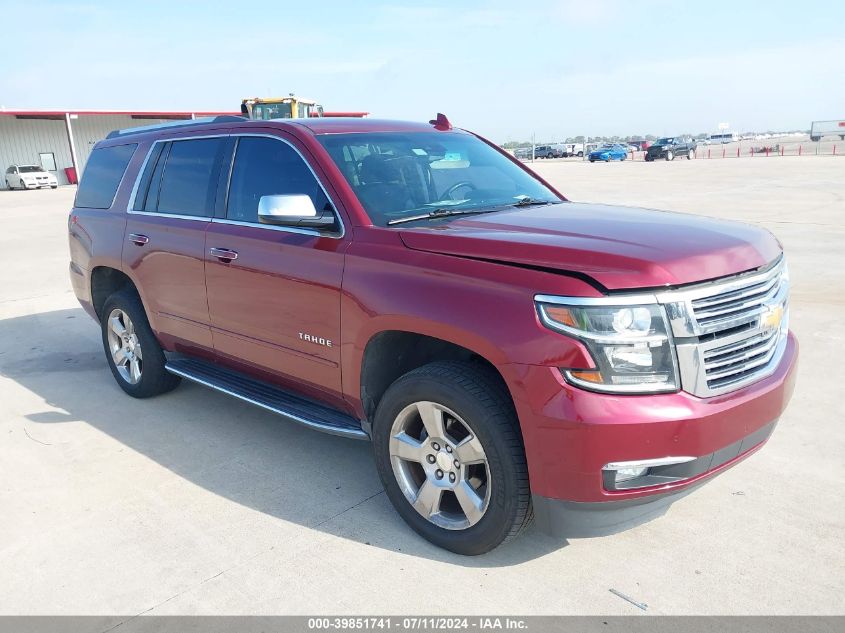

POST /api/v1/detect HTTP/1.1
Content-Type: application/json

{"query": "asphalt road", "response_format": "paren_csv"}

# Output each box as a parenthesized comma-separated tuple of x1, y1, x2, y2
(0, 156, 842, 615)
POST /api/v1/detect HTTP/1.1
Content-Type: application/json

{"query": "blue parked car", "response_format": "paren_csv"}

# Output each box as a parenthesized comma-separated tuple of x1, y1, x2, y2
(588, 144, 629, 162)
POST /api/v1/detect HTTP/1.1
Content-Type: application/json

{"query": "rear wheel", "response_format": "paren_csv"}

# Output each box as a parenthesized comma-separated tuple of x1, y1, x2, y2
(101, 289, 180, 398)
(373, 361, 531, 555)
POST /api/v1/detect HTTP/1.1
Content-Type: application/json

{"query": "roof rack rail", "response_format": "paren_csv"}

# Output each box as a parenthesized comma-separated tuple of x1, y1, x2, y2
(106, 115, 246, 139)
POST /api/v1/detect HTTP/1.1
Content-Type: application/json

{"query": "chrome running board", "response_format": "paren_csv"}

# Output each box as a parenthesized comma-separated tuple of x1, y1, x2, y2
(165, 357, 368, 440)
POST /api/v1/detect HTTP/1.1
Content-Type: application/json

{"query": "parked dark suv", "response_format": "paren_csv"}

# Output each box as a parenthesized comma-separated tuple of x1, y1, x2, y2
(68, 115, 797, 555)
(645, 137, 697, 161)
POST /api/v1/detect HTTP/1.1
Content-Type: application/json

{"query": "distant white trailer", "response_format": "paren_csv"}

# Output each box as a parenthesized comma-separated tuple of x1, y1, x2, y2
(810, 120, 845, 142)
(707, 132, 738, 144)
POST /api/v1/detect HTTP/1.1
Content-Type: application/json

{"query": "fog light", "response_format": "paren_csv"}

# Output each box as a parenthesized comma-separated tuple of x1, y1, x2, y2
(614, 466, 648, 483)
(603, 456, 697, 491)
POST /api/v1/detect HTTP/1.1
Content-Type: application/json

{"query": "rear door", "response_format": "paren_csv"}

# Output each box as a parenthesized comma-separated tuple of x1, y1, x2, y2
(124, 136, 229, 354)
(204, 133, 349, 405)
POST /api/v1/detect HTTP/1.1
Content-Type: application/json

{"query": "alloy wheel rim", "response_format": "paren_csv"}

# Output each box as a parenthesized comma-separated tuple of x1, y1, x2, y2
(107, 308, 143, 385)
(389, 401, 491, 530)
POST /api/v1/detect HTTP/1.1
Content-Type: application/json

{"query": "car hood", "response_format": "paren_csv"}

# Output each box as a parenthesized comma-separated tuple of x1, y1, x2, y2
(398, 202, 781, 290)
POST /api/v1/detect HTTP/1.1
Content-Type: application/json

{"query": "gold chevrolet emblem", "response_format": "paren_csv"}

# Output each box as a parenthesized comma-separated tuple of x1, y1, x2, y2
(762, 305, 784, 331)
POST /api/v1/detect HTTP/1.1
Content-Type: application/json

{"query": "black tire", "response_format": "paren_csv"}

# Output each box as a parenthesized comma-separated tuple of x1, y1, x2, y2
(373, 361, 532, 555)
(589, 159, 595, 163)
(666, 150, 674, 161)
(4, 180, 11, 190)
(101, 289, 180, 398)
(687, 149, 694, 160)
(51, 185, 58, 189)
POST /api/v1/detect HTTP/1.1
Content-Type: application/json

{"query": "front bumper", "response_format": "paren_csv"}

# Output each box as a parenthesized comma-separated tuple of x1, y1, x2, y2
(507, 331, 798, 535)
(532, 420, 775, 537)
(21, 181, 56, 188)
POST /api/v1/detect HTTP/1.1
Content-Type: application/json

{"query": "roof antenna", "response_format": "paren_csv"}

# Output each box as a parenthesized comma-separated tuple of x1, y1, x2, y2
(429, 113, 452, 131)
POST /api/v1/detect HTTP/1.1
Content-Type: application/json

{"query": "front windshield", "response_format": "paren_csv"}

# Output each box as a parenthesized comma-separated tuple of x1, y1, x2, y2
(655, 138, 673, 145)
(19, 166, 45, 173)
(317, 131, 560, 226)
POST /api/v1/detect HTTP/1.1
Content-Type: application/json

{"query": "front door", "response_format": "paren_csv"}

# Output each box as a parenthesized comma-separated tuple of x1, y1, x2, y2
(204, 134, 348, 404)
(124, 137, 228, 353)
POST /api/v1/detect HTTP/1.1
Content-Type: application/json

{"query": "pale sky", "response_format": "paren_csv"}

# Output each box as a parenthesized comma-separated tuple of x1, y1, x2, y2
(2, 0, 843, 142)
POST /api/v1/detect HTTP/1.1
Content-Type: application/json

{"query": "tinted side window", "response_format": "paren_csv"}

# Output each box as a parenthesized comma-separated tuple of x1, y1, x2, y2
(132, 142, 166, 212)
(226, 137, 330, 223)
(75, 144, 137, 209)
(157, 138, 225, 216)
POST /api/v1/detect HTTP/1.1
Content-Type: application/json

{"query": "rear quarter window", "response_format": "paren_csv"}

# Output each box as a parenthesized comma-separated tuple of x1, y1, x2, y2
(75, 144, 138, 209)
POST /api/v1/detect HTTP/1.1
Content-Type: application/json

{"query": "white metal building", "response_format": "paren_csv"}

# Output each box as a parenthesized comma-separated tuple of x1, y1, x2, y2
(0, 109, 237, 189)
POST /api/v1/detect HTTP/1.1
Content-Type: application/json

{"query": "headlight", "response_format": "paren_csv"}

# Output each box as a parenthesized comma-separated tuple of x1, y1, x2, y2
(535, 297, 679, 394)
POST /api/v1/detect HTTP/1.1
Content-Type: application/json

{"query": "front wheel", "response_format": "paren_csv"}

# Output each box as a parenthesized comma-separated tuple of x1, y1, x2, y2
(101, 289, 181, 398)
(666, 150, 674, 161)
(687, 149, 694, 160)
(373, 361, 532, 555)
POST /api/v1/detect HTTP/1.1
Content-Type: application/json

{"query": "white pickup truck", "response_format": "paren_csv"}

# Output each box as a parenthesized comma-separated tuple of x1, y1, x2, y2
(560, 143, 584, 157)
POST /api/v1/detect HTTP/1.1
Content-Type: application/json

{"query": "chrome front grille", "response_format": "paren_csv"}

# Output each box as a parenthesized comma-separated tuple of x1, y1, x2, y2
(658, 257, 790, 397)
(689, 265, 784, 332)
(703, 328, 781, 390)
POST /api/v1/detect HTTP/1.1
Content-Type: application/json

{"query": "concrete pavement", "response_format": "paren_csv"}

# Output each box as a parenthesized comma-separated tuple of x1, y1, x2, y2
(0, 157, 842, 614)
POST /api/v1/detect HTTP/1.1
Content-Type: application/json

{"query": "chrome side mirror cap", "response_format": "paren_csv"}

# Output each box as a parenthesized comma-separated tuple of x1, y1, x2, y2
(257, 194, 336, 230)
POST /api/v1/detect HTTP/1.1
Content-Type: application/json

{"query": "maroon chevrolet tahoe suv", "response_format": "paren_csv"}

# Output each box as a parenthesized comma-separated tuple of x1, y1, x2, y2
(68, 115, 797, 555)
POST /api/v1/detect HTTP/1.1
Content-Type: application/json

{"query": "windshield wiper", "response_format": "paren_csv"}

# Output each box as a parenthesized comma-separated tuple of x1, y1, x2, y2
(512, 196, 552, 207)
(387, 208, 494, 226)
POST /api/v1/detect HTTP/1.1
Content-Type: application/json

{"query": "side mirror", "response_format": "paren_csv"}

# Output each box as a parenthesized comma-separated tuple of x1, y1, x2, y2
(257, 194, 336, 230)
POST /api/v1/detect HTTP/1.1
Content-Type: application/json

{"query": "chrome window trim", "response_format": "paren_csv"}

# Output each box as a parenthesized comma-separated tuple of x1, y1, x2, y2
(125, 133, 346, 239)
(210, 217, 322, 237)
(128, 210, 210, 223)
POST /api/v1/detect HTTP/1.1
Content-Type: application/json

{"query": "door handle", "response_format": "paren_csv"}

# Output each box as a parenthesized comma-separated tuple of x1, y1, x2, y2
(210, 247, 239, 262)
(128, 233, 149, 246)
